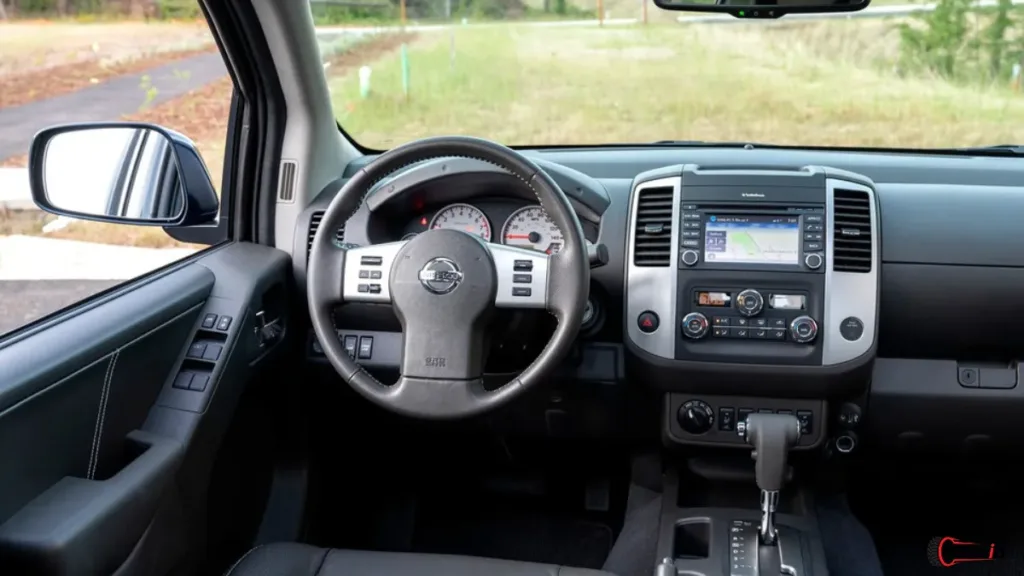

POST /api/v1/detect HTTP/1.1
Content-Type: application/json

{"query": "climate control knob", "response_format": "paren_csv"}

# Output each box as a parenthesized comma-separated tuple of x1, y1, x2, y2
(681, 312, 709, 339)
(680, 250, 699, 266)
(789, 315, 819, 343)
(804, 253, 824, 270)
(678, 400, 715, 435)
(735, 289, 764, 317)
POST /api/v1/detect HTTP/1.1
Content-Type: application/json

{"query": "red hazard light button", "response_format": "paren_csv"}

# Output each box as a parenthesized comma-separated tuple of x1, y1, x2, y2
(637, 311, 660, 334)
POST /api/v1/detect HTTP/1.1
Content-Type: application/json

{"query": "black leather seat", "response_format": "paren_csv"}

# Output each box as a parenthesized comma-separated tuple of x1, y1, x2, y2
(227, 543, 616, 576)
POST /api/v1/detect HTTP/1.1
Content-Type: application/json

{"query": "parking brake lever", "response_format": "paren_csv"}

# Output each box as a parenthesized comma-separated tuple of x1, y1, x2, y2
(738, 413, 801, 546)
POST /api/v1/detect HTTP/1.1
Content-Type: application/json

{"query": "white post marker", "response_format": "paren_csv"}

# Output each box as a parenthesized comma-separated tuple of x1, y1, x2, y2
(1012, 62, 1021, 91)
(359, 66, 372, 99)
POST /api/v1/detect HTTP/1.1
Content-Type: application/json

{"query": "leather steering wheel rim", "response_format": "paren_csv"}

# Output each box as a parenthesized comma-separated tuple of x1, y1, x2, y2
(307, 136, 590, 419)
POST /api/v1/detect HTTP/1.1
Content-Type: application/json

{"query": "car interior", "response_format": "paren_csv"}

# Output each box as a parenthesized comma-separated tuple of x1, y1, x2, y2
(2, 1, 1023, 576)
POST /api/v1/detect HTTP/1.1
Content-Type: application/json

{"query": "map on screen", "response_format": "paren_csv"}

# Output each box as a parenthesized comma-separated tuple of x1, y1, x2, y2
(703, 216, 800, 265)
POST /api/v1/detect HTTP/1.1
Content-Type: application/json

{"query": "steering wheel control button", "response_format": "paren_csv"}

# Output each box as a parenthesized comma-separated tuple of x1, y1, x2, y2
(360, 255, 383, 266)
(513, 259, 534, 271)
(512, 287, 532, 297)
(839, 317, 864, 341)
(357, 284, 369, 293)
(370, 270, 382, 279)
(736, 289, 764, 317)
(958, 367, 979, 388)
(789, 316, 818, 343)
(368, 284, 381, 294)
(358, 270, 369, 278)
(343, 336, 358, 358)
(637, 311, 660, 333)
(216, 316, 232, 331)
(201, 314, 217, 329)
(718, 407, 736, 432)
(681, 312, 709, 339)
(680, 249, 699, 266)
(513, 274, 532, 283)
(804, 253, 824, 269)
(678, 400, 715, 435)
(358, 337, 374, 359)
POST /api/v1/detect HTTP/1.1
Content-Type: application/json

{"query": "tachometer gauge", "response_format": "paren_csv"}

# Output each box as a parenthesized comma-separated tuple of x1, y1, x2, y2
(429, 203, 492, 241)
(501, 206, 563, 254)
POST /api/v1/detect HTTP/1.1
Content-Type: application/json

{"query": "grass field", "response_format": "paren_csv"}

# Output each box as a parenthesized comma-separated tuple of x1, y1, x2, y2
(329, 21, 1024, 149)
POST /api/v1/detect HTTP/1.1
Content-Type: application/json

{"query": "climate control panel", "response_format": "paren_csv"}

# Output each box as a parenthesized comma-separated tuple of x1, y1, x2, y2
(680, 288, 817, 344)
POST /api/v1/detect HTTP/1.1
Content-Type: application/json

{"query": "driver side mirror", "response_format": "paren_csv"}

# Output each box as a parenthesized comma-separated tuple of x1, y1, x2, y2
(28, 122, 219, 227)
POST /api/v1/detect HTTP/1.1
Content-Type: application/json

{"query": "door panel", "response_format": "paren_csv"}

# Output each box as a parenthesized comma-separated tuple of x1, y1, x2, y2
(0, 242, 291, 576)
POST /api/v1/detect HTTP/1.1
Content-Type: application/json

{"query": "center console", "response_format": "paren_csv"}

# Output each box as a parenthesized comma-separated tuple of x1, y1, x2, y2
(624, 164, 880, 396)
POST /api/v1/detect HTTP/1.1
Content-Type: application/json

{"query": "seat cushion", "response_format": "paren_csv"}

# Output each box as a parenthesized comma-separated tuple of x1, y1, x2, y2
(227, 543, 616, 576)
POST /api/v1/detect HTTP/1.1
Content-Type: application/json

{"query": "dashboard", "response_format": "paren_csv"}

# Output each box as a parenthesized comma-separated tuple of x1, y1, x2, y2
(294, 145, 1024, 452)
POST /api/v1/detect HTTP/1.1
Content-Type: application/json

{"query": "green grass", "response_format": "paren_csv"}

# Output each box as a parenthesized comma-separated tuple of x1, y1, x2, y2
(328, 21, 1024, 149)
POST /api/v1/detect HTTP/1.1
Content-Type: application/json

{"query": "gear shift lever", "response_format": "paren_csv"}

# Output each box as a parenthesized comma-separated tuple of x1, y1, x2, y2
(737, 413, 801, 546)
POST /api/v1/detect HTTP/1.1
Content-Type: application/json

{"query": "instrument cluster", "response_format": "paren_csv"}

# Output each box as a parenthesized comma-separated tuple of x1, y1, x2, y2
(403, 201, 565, 255)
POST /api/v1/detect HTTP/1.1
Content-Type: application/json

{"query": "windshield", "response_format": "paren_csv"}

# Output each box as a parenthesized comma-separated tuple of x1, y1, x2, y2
(317, 1, 1024, 150)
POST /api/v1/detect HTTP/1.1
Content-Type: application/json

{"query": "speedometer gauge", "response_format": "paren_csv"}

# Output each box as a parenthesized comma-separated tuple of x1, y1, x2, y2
(429, 203, 492, 241)
(501, 206, 563, 254)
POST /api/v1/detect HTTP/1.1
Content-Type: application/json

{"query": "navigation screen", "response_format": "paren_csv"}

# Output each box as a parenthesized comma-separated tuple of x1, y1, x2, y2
(703, 215, 800, 265)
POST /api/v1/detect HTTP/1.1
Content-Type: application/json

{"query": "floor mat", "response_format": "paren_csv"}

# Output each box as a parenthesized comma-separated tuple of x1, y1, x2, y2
(413, 500, 613, 569)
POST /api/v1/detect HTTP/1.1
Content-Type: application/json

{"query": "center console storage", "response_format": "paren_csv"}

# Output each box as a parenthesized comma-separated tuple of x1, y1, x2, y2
(656, 464, 829, 576)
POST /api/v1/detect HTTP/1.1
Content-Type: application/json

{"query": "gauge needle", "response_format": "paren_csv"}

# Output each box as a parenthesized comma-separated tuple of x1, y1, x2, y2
(506, 234, 531, 239)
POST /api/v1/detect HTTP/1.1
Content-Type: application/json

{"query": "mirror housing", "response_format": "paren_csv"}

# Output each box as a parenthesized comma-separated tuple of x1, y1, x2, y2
(654, 0, 869, 18)
(28, 122, 219, 228)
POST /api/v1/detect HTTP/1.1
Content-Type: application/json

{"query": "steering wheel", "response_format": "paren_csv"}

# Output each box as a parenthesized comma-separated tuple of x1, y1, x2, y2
(307, 136, 590, 419)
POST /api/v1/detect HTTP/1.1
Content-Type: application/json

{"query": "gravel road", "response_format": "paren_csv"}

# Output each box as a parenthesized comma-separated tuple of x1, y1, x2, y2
(0, 280, 119, 334)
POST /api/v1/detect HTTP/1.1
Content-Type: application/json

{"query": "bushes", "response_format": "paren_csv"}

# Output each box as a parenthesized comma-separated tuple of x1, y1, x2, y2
(898, 0, 1024, 84)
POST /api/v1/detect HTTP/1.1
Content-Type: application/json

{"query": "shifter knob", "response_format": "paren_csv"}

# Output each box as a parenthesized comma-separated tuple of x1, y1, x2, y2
(742, 414, 801, 492)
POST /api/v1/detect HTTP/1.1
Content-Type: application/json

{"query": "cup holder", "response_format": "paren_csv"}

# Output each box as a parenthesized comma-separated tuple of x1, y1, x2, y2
(673, 519, 711, 560)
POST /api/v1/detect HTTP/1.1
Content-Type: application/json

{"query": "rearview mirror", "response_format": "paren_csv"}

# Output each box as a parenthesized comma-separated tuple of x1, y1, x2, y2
(29, 123, 219, 227)
(655, 0, 868, 17)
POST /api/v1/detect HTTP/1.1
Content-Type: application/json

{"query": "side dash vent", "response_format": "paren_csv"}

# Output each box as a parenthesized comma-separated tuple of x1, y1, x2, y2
(307, 211, 346, 261)
(832, 189, 872, 273)
(278, 161, 297, 202)
(632, 186, 674, 267)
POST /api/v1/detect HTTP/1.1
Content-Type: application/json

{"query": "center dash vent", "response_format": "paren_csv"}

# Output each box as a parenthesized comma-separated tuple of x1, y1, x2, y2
(832, 189, 872, 273)
(307, 211, 346, 259)
(632, 186, 674, 267)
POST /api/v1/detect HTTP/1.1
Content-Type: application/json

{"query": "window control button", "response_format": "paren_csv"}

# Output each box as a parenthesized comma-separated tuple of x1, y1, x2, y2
(202, 343, 222, 361)
(358, 336, 373, 359)
(173, 372, 193, 390)
(201, 314, 217, 329)
(187, 342, 207, 359)
(189, 374, 210, 392)
(216, 316, 232, 331)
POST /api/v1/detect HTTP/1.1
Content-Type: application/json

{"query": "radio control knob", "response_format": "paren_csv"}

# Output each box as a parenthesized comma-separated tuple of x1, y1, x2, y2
(805, 253, 823, 270)
(681, 312, 709, 339)
(790, 316, 819, 343)
(736, 289, 764, 317)
(681, 250, 699, 266)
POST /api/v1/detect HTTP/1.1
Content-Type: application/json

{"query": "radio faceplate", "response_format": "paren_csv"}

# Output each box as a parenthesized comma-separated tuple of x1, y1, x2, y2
(679, 205, 826, 273)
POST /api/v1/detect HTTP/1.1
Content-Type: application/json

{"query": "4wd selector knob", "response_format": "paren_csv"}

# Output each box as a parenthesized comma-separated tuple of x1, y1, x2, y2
(735, 289, 764, 317)
(789, 315, 819, 343)
(681, 312, 709, 339)
(678, 400, 714, 435)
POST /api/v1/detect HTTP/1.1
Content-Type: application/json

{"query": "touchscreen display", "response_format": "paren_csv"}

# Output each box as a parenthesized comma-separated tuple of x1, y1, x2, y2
(703, 215, 800, 265)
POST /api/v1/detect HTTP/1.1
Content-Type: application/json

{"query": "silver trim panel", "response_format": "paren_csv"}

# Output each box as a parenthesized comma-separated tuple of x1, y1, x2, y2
(625, 176, 681, 359)
(822, 178, 879, 366)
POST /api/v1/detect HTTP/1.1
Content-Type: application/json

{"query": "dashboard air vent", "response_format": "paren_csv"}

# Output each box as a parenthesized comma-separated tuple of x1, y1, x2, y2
(307, 211, 345, 259)
(632, 186, 674, 267)
(832, 189, 872, 273)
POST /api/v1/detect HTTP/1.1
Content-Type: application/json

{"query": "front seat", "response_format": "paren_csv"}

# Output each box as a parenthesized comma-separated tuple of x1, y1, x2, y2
(227, 543, 616, 576)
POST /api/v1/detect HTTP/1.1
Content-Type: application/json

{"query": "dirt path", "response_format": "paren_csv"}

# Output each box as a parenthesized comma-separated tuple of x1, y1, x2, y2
(0, 51, 228, 161)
